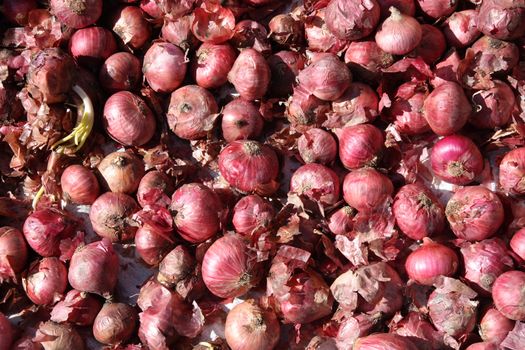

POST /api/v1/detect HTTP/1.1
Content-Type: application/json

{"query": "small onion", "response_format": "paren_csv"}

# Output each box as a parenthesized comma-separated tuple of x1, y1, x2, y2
(225, 300, 280, 350)
(0, 312, 13, 350)
(0, 226, 28, 280)
(69, 27, 117, 67)
(343, 168, 393, 213)
(143, 42, 187, 93)
(111, 6, 152, 49)
(338, 124, 384, 170)
(192, 43, 237, 90)
(405, 240, 459, 285)
(297, 128, 337, 165)
(34, 322, 84, 350)
(328, 206, 355, 236)
(157, 245, 195, 288)
(331, 82, 379, 127)
(375, 7, 422, 55)
(61, 165, 100, 205)
(98, 151, 145, 194)
(267, 51, 305, 97)
(161, 15, 199, 51)
(446, 186, 504, 241)
(492, 270, 525, 320)
(23, 257, 68, 306)
(99, 52, 142, 93)
(510, 228, 525, 261)
(93, 303, 138, 345)
(344, 41, 394, 78)
(417, 0, 457, 18)
(411, 24, 446, 64)
(388, 83, 430, 135)
(500, 147, 525, 195)
(51, 289, 102, 326)
(50, 0, 102, 29)
(477, 0, 525, 40)
(221, 99, 264, 142)
(135, 225, 174, 266)
(479, 307, 515, 344)
(325, 0, 381, 41)
(2, 0, 37, 25)
(202, 234, 262, 298)
(470, 80, 516, 129)
(232, 195, 275, 236)
(304, 9, 349, 54)
(443, 10, 480, 48)
(290, 163, 340, 206)
(354, 333, 417, 350)
(228, 49, 271, 101)
(136, 171, 175, 208)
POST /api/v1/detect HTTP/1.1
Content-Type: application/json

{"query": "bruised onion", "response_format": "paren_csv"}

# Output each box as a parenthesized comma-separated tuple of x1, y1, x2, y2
(225, 300, 280, 350)
(161, 15, 199, 51)
(510, 228, 525, 261)
(93, 303, 138, 345)
(111, 6, 151, 49)
(375, 7, 422, 55)
(500, 147, 525, 196)
(192, 3, 235, 44)
(202, 234, 262, 298)
(233, 195, 275, 236)
(228, 49, 271, 101)
(23, 257, 67, 306)
(51, 289, 102, 326)
(470, 80, 516, 129)
(61, 165, 99, 205)
(99, 52, 142, 93)
(221, 99, 264, 142)
(304, 9, 349, 54)
(50, 0, 102, 28)
(143, 42, 187, 93)
(354, 333, 417, 350)
(417, 0, 457, 18)
(3, 0, 37, 25)
(157, 245, 194, 288)
(68, 239, 119, 297)
(218, 140, 280, 195)
(0, 312, 12, 350)
(69, 27, 117, 67)
(343, 168, 393, 213)
(328, 206, 355, 236)
(267, 51, 305, 97)
(0, 226, 28, 280)
(167, 85, 219, 140)
(443, 10, 480, 48)
(338, 124, 384, 170)
(192, 43, 236, 90)
(477, 0, 525, 40)
(479, 307, 515, 343)
(492, 270, 525, 320)
(405, 240, 459, 285)
(290, 163, 340, 206)
(287, 85, 331, 131)
(136, 171, 174, 208)
(297, 128, 337, 165)
(325, 0, 381, 41)
(34, 322, 84, 350)
(446, 186, 504, 241)
(98, 151, 145, 194)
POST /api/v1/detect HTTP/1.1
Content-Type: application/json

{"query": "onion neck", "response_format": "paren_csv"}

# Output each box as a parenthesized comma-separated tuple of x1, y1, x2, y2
(243, 141, 262, 156)
(67, 0, 87, 15)
(447, 161, 466, 178)
(388, 6, 403, 21)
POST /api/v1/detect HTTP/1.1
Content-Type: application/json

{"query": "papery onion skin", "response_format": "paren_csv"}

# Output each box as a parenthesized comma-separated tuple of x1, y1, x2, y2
(500, 147, 525, 196)
(137, 171, 175, 208)
(192, 43, 237, 90)
(69, 27, 117, 67)
(304, 9, 349, 54)
(93, 303, 138, 345)
(298, 128, 337, 165)
(111, 6, 152, 49)
(232, 195, 275, 236)
(344, 41, 394, 78)
(375, 7, 422, 55)
(479, 307, 515, 344)
(331, 82, 379, 126)
(393, 183, 445, 240)
(510, 228, 525, 261)
(228, 49, 271, 101)
(192, 4, 235, 44)
(343, 168, 393, 213)
(287, 85, 331, 132)
(430, 134, 483, 185)
(388, 85, 430, 135)
(446, 186, 504, 241)
(221, 99, 264, 142)
(471, 80, 516, 129)
(89, 192, 140, 242)
(477, 0, 525, 40)
(34, 321, 84, 350)
(162, 15, 199, 51)
(353, 333, 417, 350)
(23, 257, 68, 306)
(99, 52, 142, 93)
(432, 50, 462, 87)
(143, 42, 187, 93)
(328, 206, 355, 236)
(470, 36, 520, 76)
(68, 239, 119, 298)
(0, 312, 12, 350)
(167, 85, 219, 140)
(3, 0, 37, 25)
(417, 0, 457, 18)
(98, 151, 145, 194)
(325, 0, 381, 41)
(135, 225, 174, 266)
(338, 124, 384, 170)
(267, 51, 305, 97)
(61, 165, 100, 205)
(443, 10, 480, 48)
(140, 0, 162, 19)
(405, 240, 459, 285)
(230, 20, 272, 55)
(50, 0, 102, 29)
(290, 163, 340, 206)
(492, 270, 525, 320)
(225, 300, 280, 350)
(51, 289, 102, 326)
(268, 14, 304, 48)
(157, 245, 194, 288)
(0, 226, 28, 280)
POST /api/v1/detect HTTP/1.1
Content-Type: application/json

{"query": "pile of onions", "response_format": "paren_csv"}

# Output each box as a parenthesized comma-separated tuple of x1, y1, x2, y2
(343, 168, 393, 212)
(232, 195, 275, 236)
(297, 128, 337, 164)
(405, 239, 459, 285)
(0, 226, 28, 280)
(290, 163, 340, 206)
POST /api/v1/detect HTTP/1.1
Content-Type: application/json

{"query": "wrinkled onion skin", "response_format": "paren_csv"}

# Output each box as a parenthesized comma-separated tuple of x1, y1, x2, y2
(389, 88, 430, 135)
(193, 43, 237, 89)
(325, 0, 381, 41)
(331, 82, 379, 126)
(443, 10, 480, 48)
(157, 245, 194, 288)
(343, 168, 393, 213)
(298, 128, 337, 165)
(0, 226, 28, 280)
(50, 0, 102, 29)
(338, 124, 384, 170)
(354, 333, 417, 350)
(232, 195, 275, 236)
(477, 0, 525, 40)
(290, 163, 340, 206)
(61, 165, 100, 205)
(479, 307, 515, 344)
(93, 303, 138, 345)
(499, 147, 525, 196)
(304, 9, 349, 54)
(228, 49, 271, 101)
(511, 228, 525, 261)
(111, 6, 152, 49)
(23, 257, 68, 306)
(492, 270, 525, 320)
(470, 80, 516, 129)
(0, 312, 12, 350)
(345, 41, 394, 76)
(50, 289, 102, 326)
(428, 287, 478, 337)
(143, 42, 187, 93)
(405, 241, 459, 285)
(162, 15, 199, 51)
(99, 52, 142, 93)
(328, 206, 354, 236)
(34, 321, 84, 350)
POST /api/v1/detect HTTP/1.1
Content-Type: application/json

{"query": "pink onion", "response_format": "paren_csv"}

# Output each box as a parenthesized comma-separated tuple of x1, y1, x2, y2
(93, 303, 138, 345)
(33, 322, 84, 349)
(331, 82, 379, 127)
(192, 43, 236, 90)
(467, 36, 519, 79)
(388, 82, 430, 135)
(297, 128, 337, 165)
(99, 52, 142, 93)
(143, 42, 187, 93)
(417, 0, 457, 18)
(135, 225, 174, 266)
(111, 6, 152, 49)
(405, 239, 459, 285)
(443, 10, 480, 48)
(228, 49, 271, 101)
(267, 51, 305, 97)
(411, 24, 446, 64)
(477, 0, 525, 40)
(0, 226, 28, 280)
(90, 192, 140, 242)
(338, 124, 384, 170)
(51, 289, 102, 326)
(161, 15, 199, 51)
(304, 9, 349, 54)
(510, 228, 525, 261)
(98, 151, 145, 194)
(157, 245, 195, 288)
(0, 312, 13, 350)
(375, 7, 422, 55)
(470, 80, 516, 129)
(328, 206, 355, 235)
(345, 41, 394, 79)
(479, 307, 515, 344)
(61, 165, 99, 205)
(493, 270, 525, 320)
(136, 171, 175, 208)
(290, 163, 340, 206)
(232, 195, 275, 236)
(343, 168, 393, 213)
(431, 50, 462, 87)
(69, 27, 117, 67)
(230, 20, 272, 55)
(499, 147, 525, 196)
(221, 99, 264, 142)
(354, 333, 417, 350)
(192, 3, 235, 44)
(50, 0, 102, 29)
(325, 0, 381, 41)
(287, 85, 331, 131)
(23, 257, 67, 306)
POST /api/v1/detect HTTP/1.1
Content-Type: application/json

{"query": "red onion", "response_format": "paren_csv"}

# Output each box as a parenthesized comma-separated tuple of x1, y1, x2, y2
(493, 270, 525, 320)
(225, 300, 280, 350)
(34, 322, 84, 349)
(135, 225, 174, 266)
(167, 85, 219, 140)
(51, 289, 102, 326)
(0, 226, 28, 280)
(157, 245, 194, 288)
(330, 82, 379, 127)
(500, 147, 525, 196)
(230, 20, 272, 55)
(430, 134, 483, 185)
(0, 312, 13, 350)
(470, 80, 516, 129)
(431, 50, 461, 87)
(61, 165, 99, 205)
(443, 10, 480, 48)
(161, 15, 199, 51)
(89, 192, 140, 242)
(417, 0, 456, 18)
(423, 82, 471, 136)
(98, 151, 145, 194)
(461, 239, 514, 294)
(377, 0, 416, 17)
(23, 208, 77, 258)
(221, 99, 264, 142)
(232, 195, 275, 236)
(228, 49, 271, 101)
(50, 0, 102, 28)
(466, 342, 499, 350)
(297, 53, 352, 101)
(136, 171, 174, 208)
(170, 183, 225, 243)
(290, 163, 340, 206)
(325, 0, 381, 41)
(103, 91, 156, 146)
(3, 0, 37, 25)
(446, 186, 504, 241)
(192, 43, 236, 90)
(405, 239, 458, 285)
(510, 228, 525, 261)
(304, 9, 349, 54)
(411, 24, 446, 64)
(479, 307, 515, 344)
(111, 6, 152, 49)
(338, 124, 384, 170)
(287, 85, 331, 131)
(99, 52, 142, 93)
(143, 42, 187, 93)
(354, 333, 417, 350)
(219, 140, 280, 195)
(68, 239, 119, 297)
(69, 27, 117, 67)
(268, 14, 303, 48)
(148, 0, 195, 19)
(388, 83, 430, 135)
(344, 41, 394, 78)
(477, 0, 525, 40)
(297, 128, 337, 165)
(328, 206, 355, 235)
(343, 168, 393, 213)
(393, 183, 445, 240)
(375, 7, 422, 55)
(93, 303, 138, 345)
(267, 51, 305, 97)
(202, 234, 262, 298)
(468, 36, 519, 76)
(191, 3, 235, 44)
(23, 257, 67, 306)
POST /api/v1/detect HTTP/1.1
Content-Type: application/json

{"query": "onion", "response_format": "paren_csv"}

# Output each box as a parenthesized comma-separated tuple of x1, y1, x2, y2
(192, 3, 235, 44)
(344, 41, 394, 78)
(98, 151, 145, 194)
(405, 239, 458, 285)
(330, 82, 379, 127)
(338, 124, 384, 170)
(93, 303, 138, 345)
(2, 0, 37, 25)
(343, 168, 393, 213)
(375, 7, 422, 55)
(290, 163, 340, 206)
(388, 83, 430, 135)
(466, 342, 499, 350)
(11, 337, 41, 350)
(218, 140, 280, 195)
(377, 0, 416, 17)
(492, 270, 525, 320)
(61, 165, 99, 205)
(170, 183, 225, 243)
(89, 192, 140, 242)
(202, 234, 262, 298)
(34, 322, 84, 350)
(103, 91, 156, 147)
(479, 307, 515, 344)
(417, 0, 456, 18)
(232, 195, 275, 236)
(192, 43, 236, 90)
(411, 24, 446, 64)
(23, 257, 67, 306)
(230, 20, 272, 55)
(304, 9, 349, 54)
(167, 85, 219, 140)
(297, 53, 352, 101)
(267, 51, 305, 97)
(287, 85, 331, 131)
(393, 183, 445, 240)
(157, 245, 194, 288)
(297, 128, 337, 165)
(430, 134, 484, 185)
(23, 208, 78, 258)
(221, 99, 264, 142)
(136, 171, 175, 208)
(268, 14, 304, 48)
(431, 50, 461, 87)
(51, 289, 102, 326)
(140, 0, 162, 19)
(99, 52, 142, 93)
(111, 6, 152, 49)
(354, 333, 417, 350)
(477, 0, 525, 40)
(461, 239, 514, 294)
(68, 239, 119, 297)
(148, 0, 195, 19)
(143, 42, 187, 93)
(161, 16, 199, 51)
(510, 228, 525, 261)
(467, 36, 519, 77)
(470, 80, 516, 129)
(423, 82, 471, 136)
(69, 27, 117, 67)
(443, 10, 480, 48)
(328, 206, 355, 235)
(135, 225, 174, 266)
(50, 0, 102, 29)
(225, 300, 280, 350)
(500, 147, 525, 196)
(228, 49, 271, 101)
(0, 226, 28, 280)
(446, 186, 504, 241)
(325, 0, 381, 41)
(0, 312, 13, 350)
